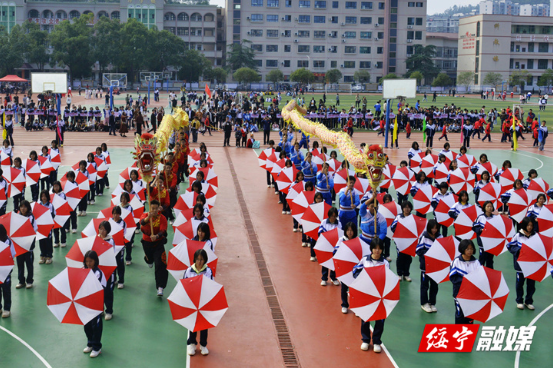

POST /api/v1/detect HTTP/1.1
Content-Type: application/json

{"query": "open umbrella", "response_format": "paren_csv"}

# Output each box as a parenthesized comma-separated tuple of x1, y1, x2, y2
(454, 205, 482, 240)
(499, 168, 523, 194)
(392, 167, 415, 196)
(291, 190, 316, 222)
(425, 236, 460, 283)
(333, 237, 371, 287)
(380, 164, 395, 190)
(0, 151, 10, 167)
(265, 151, 278, 173)
(413, 185, 438, 215)
(421, 154, 439, 178)
(433, 194, 458, 227)
(286, 182, 306, 208)
(441, 150, 458, 167)
(31, 202, 54, 241)
(81, 218, 126, 254)
(38, 156, 55, 179)
(0, 188, 6, 209)
(174, 191, 199, 218)
(173, 218, 218, 249)
(167, 275, 228, 332)
(456, 266, 509, 323)
(353, 177, 370, 198)
(527, 178, 549, 203)
(0, 240, 14, 284)
(94, 157, 108, 180)
(378, 201, 401, 239)
(276, 166, 298, 194)
(47, 149, 61, 170)
(97, 206, 136, 241)
(314, 228, 343, 270)
(478, 183, 503, 210)
(50, 194, 71, 229)
(47, 267, 105, 325)
(0, 212, 35, 256)
(258, 148, 274, 170)
(518, 234, 553, 282)
(189, 167, 218, 190)
(333, 168, 350, 193)
(457, 154, 476, 169)
(475, 162, 498, 181)
(119, 167, 142, 184)
(349, 265, 401, 321)
(65, 236, 117, 279)
(2, 167, 26, 198)
(448, 168, 475, 194)
(537, 204, 553, 237)
(433, 163, 449, 185)
(75, 171, 90, 198)
(300, 202, 332, 240)
(480, 215, 515, 256)
(326, 158, 342, 175)
(167, 239, 218, 281)
(508, 188, 531, 223)
(312, 151, 327, 172)
(409, 152, 424, 174)
(24, 159, 41, 186)
(60, 179, 81, 210)
(270, 158, 286, 181)
(393, 214, 427, 256)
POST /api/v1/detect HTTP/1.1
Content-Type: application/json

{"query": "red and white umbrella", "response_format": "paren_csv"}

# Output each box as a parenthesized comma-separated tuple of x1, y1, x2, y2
(333, 237, 371, 286)
(94, 157, 108, 180)
(97, 206, 136, 241)
(413, 185, 438, 215)
(392, 167, 415, 196)
(433, 163, 449, 185)
(333, 169, 350, 193)
(119, 167, 142, 185)
(112, 194, 144, 222)
(456, 266, 509, 323)
(480, 215, 515, 256)
(300, 202, 332, 240)
(314, 228, 343, 270)
(65, 236, 117, 279)
(286, 182, 306, 208)
(0, 189, 6, 209)
(71, 162, 97, 185)
(173, 218, 218, 249)
(38, 156, 55, 179)
(508, 188, 531, 223)
(478, 183, 503, 210)
(378, 201, 401, 239)
(312, 151, 327, 172)
(421, 154, 439, 178)
(457, 154, 476, 169)
(475, 162, 498, 181)
(60, 179, 81, 210)
(519, 234, 553, 282)
(189, 166, 218, 189)
(50, 194, 71, 229)
(48, 149, 61, 170)
(101, 152, 111, 168)
(380, 164, 395, 190)
(24, 159, 41, 186)
(81, 218, 126, 254)
(167, 275, 228, 332)
(270, 158, 286, 181)
(353, 177, 370, 198)
(2, 167, 26, 198)
(0, 240, 14, 284)
(454, 205, 483, 240)
(409, 152, 424, 174)
(0, 212, 35, 256)
(326, 158, 342, 175)
(441, 150, 458, 167)
(527, 178, 549, 203)
(31, 202, 54, 240)
(75, 171, 90, 198)
(537, 204, 553, 237)
(433, 194, 458, 227)
(425, 236, 460, 283)
(47, 267, 104, 325)
(0, 151, 10, 167)
(349, 265, 400, 321)
(291, 190, 316, 222)
(276, 166, 298, 194)
(174, 191, 199, 218)
(258, 148, 275, 170)
(393, 215, 427, 256)
(185, 183, 217, 208)
(499, 168, 524, 194)
(167, 239, 218, 281)
(265, 151, 278, 173)
(448, 168, 475, 194)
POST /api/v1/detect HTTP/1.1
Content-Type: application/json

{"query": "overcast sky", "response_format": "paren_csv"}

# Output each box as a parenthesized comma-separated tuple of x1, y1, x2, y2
(208, 0, 479, 15)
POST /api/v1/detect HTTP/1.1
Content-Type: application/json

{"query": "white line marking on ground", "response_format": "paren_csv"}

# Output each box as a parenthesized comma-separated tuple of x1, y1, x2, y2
(369, 325, 400, 368)
(514, 302, 553, 368)
(513, 152, 544, 173)
(0, 326, 53, 368)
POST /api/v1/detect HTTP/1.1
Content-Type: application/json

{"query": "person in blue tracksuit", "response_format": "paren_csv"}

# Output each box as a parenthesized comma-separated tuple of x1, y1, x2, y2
(473, 201, 499, 269)
(339, 222, 357, 314)
(495, 160, 512, 182)
(448, 190, 471, 220)
(16, 201, 36, 289)
(0, 225, 14, 318)
(527, 193, 546, 232)
(338, 176, 360, 228)
(318, 207, 342, 286)
(83, 250, 106, 358)
(507, 217, 536, 310)
(522, 169, 538, 190)
(111, 206, 127, 289)
(301, 152, 317, 185)
(359, 196, 386, 245)
(473, 170, 491, 205)
(37, 190, 55, 265)
(290, 142, 304, 170)
(316, 162, 333, 205)
(416, 220, 442, 313)
(431, 182, 453, 237)
(298, 130, 310, 149)
(449, 239, 480, 324)
(410, 171, 432, 218)
(425, 119, 436, 148)
(391, 201, 414, 281)
(353, 237, 388, 353)
(98, 221, 116, 321)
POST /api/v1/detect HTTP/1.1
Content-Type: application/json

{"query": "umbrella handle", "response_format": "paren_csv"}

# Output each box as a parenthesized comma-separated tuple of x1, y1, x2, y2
(147, 181, 153, 235)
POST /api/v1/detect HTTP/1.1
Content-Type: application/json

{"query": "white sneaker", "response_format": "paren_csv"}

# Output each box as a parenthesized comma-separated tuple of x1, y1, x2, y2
(302, 242, 308, 247)
(105, 313, 113, 320)
(38, 257, 45, 264)
(187, 344, 196, 356)
(83, 346, 93, 353)
(293, 228, 298, 232)
(90, 350, 101, 358)
(26, 284, 33, 289)
(2, 310, 10, 318)
(516, 303, 524, 310)
(87, 201, 91, 205)
(126, 261, 131, 266)
(341, 307, 348, 314)
(274, 191, 279, 195)
(404, 276, 412, 282)
(45, 258, 52, 264)
(90, 200, 95, 205)
(157, 287, 163, 297)
(277, 200, 282, 204)
(421, 303, 432, 313)
(77, 212, 82, 217)
(81, 211, 87, 216)
(65, 228, 69, 233)
(61, 243, 66, 248)
(267, 185, 271, 188)
(430, 305, 438, 312)
(286, 211, 291, 215)
(282, 211, 286, 214)
(361, 342, 369, 351)
(71, 229, 77, 234)
(332, 280, 340, 286)
(134, 229, 140, 234)
(200, 346, 209, 356)
(373, 344, 382, 353)
(117, 283, 124, 289)
(398, 276, 403, 282)
(320, 280, 327, 286)
(525, 304, 535, 310)
(310, 256, 317, 262)
(53, 243, 60, 248)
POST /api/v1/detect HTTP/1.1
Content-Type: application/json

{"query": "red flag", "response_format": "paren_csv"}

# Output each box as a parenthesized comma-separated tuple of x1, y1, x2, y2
(205, 84, 211, 98)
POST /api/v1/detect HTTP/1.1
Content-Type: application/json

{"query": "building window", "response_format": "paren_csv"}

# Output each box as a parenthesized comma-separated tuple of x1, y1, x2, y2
(344, 76, 354, 82)
(177, 27, 188, 35)
(328, 46, 337, 53)
(298, 60, 309, 67)
(267, 15, 278, 22)
(313, 45, 325, 52)
(407, 45, 413, 54)
(164, 27, 175, 34)
(377, 17, 384, 24)
(283, 30, 291, 37)
(375, 62, 382, 69)
(190, 13, 202, 21)
(377, 47, 383, 54)
(266, 60, 278, 67)
(299, 0, 311, 7)
(360, 61, 371, 69)
(344, 31, 356, 38)
(345, 16, 357, 24)
(344, 61, 355, 68)
(416, 17, 423, 25)
(267, 0, 280, 7)
(283, 15, 291, 21)
(315, 0, 326, 8)
(378, 2, 384, 9)
(332, 1, 339, 8)
(314, 60, 325, 68)
(298, 45, 310, 52)
(378, 32, 384, 38)
(111, 11, 120, 20)
(360, 31, 372, 39)
(476, 21, 480, 37)
(296, 30, 309, 37)
(69, 10, 80, 19)
(415, 31, 422, 40)
(408, 1, 414, 6)
(539, 43, 549, 52)
(178, 12, 189, 21)
(407, 30, 414, 39)
(314, 15, 325, 23)
(251, 29, 263, 36)
(331, 16, 338, 23)
(416, 2, 423, 6)
(361, 2, 372, 9)
(314, 30, 325, 38)
(252, 0, 263, 5)
(407, 17, 414, 25)
(538, 59, 548, 69)
(345, 46, 356, 53)
(286, 0, 292, 7)
(360, 17, 372, 24)
(298, 15, 310, 23)
(251, 14, 263, 21)
(254, 60, 263, 67)
(267, 30, 278, 37)
(284, 60, 291, 67)
(331, 60, 337, 67)
(528, 42, 534, 52)
(345, 1, 357, 9)
(360, 46, 371, 54)
(284, 45, 291, 51)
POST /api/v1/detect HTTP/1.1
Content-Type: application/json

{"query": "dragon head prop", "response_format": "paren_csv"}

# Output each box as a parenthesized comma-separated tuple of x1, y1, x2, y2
(133, 133, 159, 182)
(364, 144, 387, 189)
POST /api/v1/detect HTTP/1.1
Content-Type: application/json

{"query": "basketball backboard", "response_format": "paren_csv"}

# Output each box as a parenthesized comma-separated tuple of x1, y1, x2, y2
(102, 73, 127, 88)
(31, 73, 68, 93)
(382, 79, 417, 99)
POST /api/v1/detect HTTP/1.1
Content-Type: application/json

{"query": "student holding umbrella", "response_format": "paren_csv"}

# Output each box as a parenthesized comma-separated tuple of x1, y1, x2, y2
(449, 239, 480, 324)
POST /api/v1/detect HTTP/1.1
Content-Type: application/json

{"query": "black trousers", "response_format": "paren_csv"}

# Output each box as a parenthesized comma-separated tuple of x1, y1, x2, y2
(142, 240, 168, 289)
(515, 272, 536, 304)
(30, 184, 39, 202)
(478, 247, 494, 269)
(53, 227, 67, 244)
(104, 275, 115, 314)
(188, 330, 208, 347)
(78, 197, 87, 212)
(361, 319, 385, 345)
(455, 299, 474, 324)
(0, 272, 11, 311)
(420, 271, 439, 305)
(224, 132, 230, 146)
(116, 249, 125, 284)
(39, 237, 53, 258)
(396, 252, 412, 276)
(17, 248, 34, 284)
(263, 130, 270, 145)
(321, 267, 336, 281)
(341, 282, 349, 308)
(84, 316, 103, 351)
(125, 240, 133, 261)
(5, 125, 14, 146)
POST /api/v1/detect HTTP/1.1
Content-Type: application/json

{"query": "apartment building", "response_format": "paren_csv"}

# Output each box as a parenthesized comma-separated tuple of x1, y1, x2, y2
(225, 0, 426, 83)
(426, 32, 458, 83)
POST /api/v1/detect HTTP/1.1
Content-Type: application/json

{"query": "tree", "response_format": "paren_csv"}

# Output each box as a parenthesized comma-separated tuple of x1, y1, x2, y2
(432, 73, 453, 87)
(409, 71, 424, 86)
(483, 72, 503, 89)
(457, 71, 475, 91)
(145, 29, 186, 73)
(325, 69, 342, 84)
(509, 70, 530, 91)
(22, 21, 49, 71)
(226, 40, 257, 72)
(406, 45, 440, 82)
(178, 49, 211, 83)
(353, 70, 370, 83)
(266, 69, 284, 86)
(379, 73, 398, 84)
(0, 25, 26, 76)
(537, 69, 553, 89)
(116, 19, 150, 82)
(207, 67, 228, 83)
(233, 67, 261, 87)
(92, 17, 122, 75)
(290, 68, 314, 84)
(49, 13, 95, 81)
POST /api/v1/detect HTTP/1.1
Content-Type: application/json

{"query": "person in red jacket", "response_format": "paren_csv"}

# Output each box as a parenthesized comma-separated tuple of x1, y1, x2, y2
(140, 200, 169, 297)
(533, 126, 539, 147)
(406, 121, 411, 139)
(377, 119, 385, 136)
(501, 120, 511, 143)
(438, 123, 448, 141)
(346, 118, 354, 137)
(531, 118, 539, 133)
(482, 121, 492, 142)
(151, 179, 171, 219)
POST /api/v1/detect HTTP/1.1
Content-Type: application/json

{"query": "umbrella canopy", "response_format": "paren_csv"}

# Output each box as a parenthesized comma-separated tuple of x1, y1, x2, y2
(457, 154, 476, 169)
(537, 204, 553, 237)
(456, 266, 509, 323)
(60, 179, 81, 210)
(392, 167, 415, 196)
(0, 240, 14, 284)
(185, 183, 217, 208)
(31, 202, 54, 241)
(0, 188, 6, 209)
(167, 275, 228, 332)
(441, 150, 458, 167)
(286, 182, 306, 208)
(425, 236, 460, 283)
(110, 194, 144, 223)
(433, 194, 458, 227)
(2, 167, 26, 198)
(38, 156, 55, 178)
(50, 194, 71, 229)
(478, 183, 503, 210)
(380, 164, 395, 190)
(0, 212, 35, 256)
(300, 202, 332, 240)
(454, 205, 482, 240)
(312, 151, 327, 172)
(24, 159, 41, 186)
(527, 178, 549, 203)
(189, 166, 218, 189)
(413, 185, 438, 215)
(97, 206, 136, 241)
(499, 168, 523, 194)
(421, 154, 439, 178)
(66, 236, 117, 279)
(0, 152, 9, 167)
(172, 217, 218, 249)
(71, 162, 97, 186)
(433, 163, 449, 185)
(119, 167, 142, 184)
(291, 190, 316, 222)
(409, 152, 424, 174)
(508, 188, 531, 223)
(480, 215, 515, 256)
(353, 177, 370, 198)
(333, 237, 371, 286)
(393, 215, 427, 256)
(258, 148, 275, 170)
(94, 157, 108, 180)
(75, 171, 90, 198)
(378, 201, 401, 239)
(265, 151, 278, 173)
(326, 158, 342, 175)
(174, 191, 199, 218)
(47, 267, 105, 325)
(449, 168, 475, 194)
(48, 149, 61, 170)
(518, 234, 553, 282)
(333, 168, 350, 193)
(476, 162, 498, 181)
(276, 166, 298, 194)
(314, 228, 343, 270)
(349, 265, 400, 322)
(270, 158, 286, 181)
(81, 218, 126, 254)
(167, 239, 218, 281)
